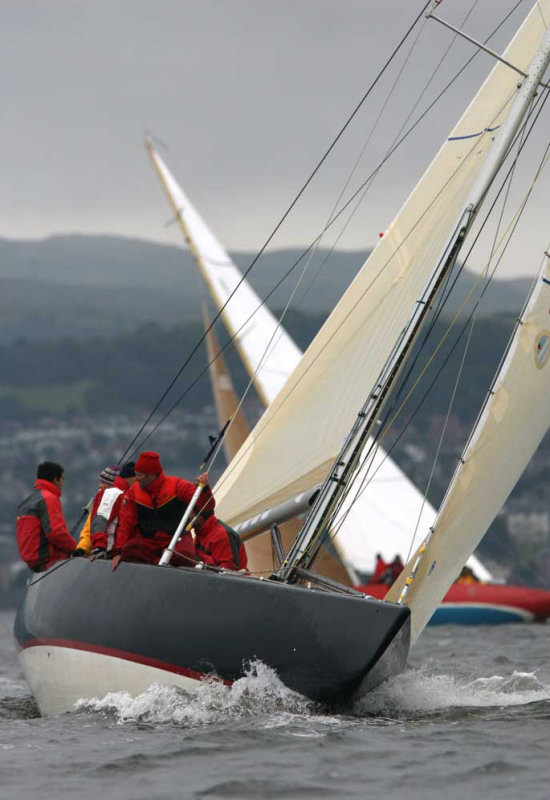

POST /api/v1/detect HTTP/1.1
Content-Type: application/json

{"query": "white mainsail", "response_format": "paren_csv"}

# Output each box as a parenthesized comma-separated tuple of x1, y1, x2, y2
(212, 1, 550, 525)
(146, 139, 302, 408)
(146, 141, 490, 578)
(387, 251, 550, 642)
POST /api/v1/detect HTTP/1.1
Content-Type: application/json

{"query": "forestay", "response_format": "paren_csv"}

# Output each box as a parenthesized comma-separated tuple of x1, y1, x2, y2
(387, 251, 550, 642)
(213, 1, 550, 524)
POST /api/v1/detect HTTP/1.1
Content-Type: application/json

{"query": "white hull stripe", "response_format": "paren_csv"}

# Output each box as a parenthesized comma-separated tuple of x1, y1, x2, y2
(19, 641, 229, 717)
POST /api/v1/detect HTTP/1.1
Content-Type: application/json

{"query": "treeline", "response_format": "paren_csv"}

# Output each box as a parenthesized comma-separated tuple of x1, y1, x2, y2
(0, 310, 518, 425)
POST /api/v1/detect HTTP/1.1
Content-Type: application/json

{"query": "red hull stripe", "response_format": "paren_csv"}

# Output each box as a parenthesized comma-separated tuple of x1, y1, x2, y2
(19, 637, 233, 686)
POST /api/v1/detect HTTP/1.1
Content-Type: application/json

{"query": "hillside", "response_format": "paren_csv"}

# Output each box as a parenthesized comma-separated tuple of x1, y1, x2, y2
(0, 234, 534, 342)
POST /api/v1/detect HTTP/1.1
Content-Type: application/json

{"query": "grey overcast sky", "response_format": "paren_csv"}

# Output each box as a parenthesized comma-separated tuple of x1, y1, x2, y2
(2, 0, 550, 276)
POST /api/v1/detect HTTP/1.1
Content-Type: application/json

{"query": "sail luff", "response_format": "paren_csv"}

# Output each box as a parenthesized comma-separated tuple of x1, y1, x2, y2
(387, 249, 550, 641)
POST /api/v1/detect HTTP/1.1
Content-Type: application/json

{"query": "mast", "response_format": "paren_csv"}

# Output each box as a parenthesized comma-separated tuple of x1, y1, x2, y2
(277, 22, 550, 582)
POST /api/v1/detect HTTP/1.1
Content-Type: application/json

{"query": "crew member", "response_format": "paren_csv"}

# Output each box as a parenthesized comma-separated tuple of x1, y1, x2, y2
(371, 552, 388, 584)
(456, 565, 480, 584)
(77, 464, 120, 555)
(16, 461, 79, 572)
(89, 461, 138, 558)
(113, 451, 215, 568)
(193, 514, 248, 571)
(389, 554, 404, 583)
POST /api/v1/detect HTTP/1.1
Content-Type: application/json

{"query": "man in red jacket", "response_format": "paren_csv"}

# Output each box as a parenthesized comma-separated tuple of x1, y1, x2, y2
(16, 461, 78, 572)
(113, 451, 215, 569)
(193, 514, 248, 571)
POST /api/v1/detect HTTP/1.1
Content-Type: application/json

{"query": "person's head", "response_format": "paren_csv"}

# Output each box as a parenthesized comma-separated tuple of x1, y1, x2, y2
(37, 461, 64, 489)
(376, 552, 383, 561)
(192, 514, 205, 532)
(119, 461, 137, 486)
(134, 451, 162, 488)
(98, 465, 120, 489)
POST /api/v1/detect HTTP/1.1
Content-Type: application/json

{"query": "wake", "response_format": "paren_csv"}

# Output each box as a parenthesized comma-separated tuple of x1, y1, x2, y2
(355, 666, 550, 717)
(77, 661, 549, 726)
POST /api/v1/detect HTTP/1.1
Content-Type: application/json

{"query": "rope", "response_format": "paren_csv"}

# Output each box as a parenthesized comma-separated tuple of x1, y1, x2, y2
(124, 2, 526, 458)
(305, 88, 550, 558)
(324, 103, 550, 553)
(118, 2, 432, 462)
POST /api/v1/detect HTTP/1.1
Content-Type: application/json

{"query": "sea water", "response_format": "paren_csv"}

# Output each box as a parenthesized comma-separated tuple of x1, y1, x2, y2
(0, 610, 548, 799)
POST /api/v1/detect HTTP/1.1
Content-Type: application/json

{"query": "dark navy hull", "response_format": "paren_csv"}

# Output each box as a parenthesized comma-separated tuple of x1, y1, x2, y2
(14, 559, 410, 715)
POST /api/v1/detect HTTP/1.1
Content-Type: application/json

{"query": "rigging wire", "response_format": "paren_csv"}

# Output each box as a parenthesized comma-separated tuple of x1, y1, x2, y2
(325, 97, 550, 552)
(133, 85, 518, 465)
(294, 0, 482, 309)
(209, 87, 524, 501)
(309, 81, 550, 552)
(118, 1, 433, 463)
(401, 98, 533, 564)
(123, 1, 525, 459)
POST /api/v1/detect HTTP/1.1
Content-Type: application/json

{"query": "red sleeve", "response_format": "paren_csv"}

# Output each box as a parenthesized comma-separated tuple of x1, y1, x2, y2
(114, 491, 138, 551)
(175, 479, 215, 516)
(44, 493, 76, 553)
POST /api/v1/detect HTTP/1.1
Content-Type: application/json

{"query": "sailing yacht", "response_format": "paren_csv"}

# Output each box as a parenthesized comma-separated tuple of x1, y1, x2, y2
(149, 141, 550, 626)
(15, 0, 550, 715)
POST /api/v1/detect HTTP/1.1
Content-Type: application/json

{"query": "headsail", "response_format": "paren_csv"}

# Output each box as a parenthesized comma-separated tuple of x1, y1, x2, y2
(201, 304, 353, 582)
(213, 2, 550, 525)
(146, 140, 490, 578)
(387, 250, 550, 641)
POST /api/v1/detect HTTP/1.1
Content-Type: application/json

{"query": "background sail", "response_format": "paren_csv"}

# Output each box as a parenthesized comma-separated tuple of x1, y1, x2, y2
(213, 3, 550, 524)
(387, 252, 550, 641)
(147, 142, 491, 578)
(146, 141, 302, 407)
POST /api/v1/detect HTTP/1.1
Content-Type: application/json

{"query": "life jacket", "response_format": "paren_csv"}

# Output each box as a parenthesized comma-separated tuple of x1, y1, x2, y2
(133, 474, 193, 539)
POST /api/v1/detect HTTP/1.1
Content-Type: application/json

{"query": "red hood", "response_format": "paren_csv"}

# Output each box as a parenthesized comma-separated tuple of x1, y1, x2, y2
(34, 478, 61, 497)
(194, 514, 219, 538)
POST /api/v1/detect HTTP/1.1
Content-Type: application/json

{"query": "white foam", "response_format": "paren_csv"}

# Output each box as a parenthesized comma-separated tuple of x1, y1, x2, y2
(77, 660, 549, 726)
(355, 667, 550, 716)
(77, 660, 314, 725)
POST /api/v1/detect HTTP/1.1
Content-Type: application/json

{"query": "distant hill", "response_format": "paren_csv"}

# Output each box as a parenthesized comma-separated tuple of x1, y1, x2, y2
(0, 234, 534, 341)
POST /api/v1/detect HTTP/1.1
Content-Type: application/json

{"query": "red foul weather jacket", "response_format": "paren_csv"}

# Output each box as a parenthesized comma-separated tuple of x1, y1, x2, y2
(195, 515, 248, 571)
(115, 471, 215, 561)
(16, 479, 76, 572)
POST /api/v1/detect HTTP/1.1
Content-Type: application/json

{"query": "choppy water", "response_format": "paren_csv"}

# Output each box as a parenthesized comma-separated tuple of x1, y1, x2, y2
(1, 610, 548, 800)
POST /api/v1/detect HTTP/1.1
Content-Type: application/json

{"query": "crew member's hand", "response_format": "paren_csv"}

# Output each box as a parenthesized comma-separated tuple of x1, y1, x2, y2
(196, 471, 209, 486)
(111, 554, 122, 572)
(68, 548, 86, 558)
(91, 547, 107, 560)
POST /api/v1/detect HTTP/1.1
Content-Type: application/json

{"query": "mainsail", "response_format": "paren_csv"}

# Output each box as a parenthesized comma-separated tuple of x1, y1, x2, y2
(211, 2, 550, 525)
(388, 250, 550, 641)
(201, 303, 352, 583)
(146, 141, 490, 578)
